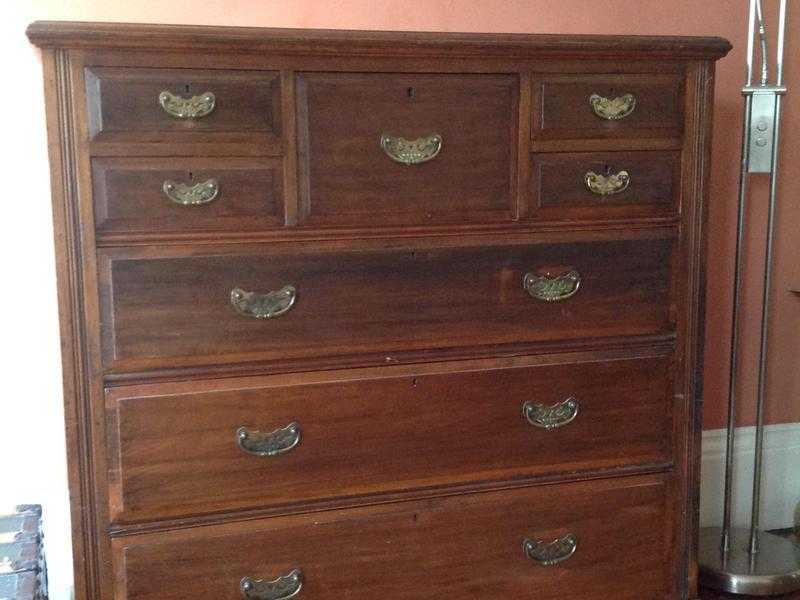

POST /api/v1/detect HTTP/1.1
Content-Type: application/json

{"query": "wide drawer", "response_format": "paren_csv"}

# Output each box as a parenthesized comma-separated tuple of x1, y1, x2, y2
(99, 239, 673, 372)
(530, 151, 680, 221)
(532, 73, 684, 140)
(92, 157, 285, 234)
(85, 67, 281, 141)
(113, 475, 673, 599)
(296, 72, 517, 226)
(106, 352, 673, 523)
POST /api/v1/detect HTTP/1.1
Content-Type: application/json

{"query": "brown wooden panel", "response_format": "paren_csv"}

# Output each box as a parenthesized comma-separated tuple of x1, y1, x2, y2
(529, 151, 680, 221)
(113, 475, 673, 600)
(297, 72, 517, 226)
(106, 353, 673, 523)
(533, 73, 684, 140)
(99, 239, 673, 373)
(85, 67, 281, 142)
(92, 157, 284, 234)
(28, 22, 732, 59)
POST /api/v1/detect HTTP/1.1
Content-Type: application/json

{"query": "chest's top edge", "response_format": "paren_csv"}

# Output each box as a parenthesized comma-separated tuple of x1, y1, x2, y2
(26, 20, 732, 60)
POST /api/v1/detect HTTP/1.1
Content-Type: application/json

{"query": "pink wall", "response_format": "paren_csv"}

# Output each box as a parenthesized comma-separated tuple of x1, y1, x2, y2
(17, 0, 800, 429)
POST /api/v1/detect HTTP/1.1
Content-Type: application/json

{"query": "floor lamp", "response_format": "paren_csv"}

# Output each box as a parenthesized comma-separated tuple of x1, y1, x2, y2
(697, 0, 800, 595)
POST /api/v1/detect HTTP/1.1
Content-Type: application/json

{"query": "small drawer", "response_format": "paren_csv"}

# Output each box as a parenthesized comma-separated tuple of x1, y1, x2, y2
(532, 74, 684, 140)
(0, 572, 37, 600)
(530, 151, 680, 221)
(296, 72, 517, 226)
(0, 513, 39, 545)
(99, 239, 673, 373)
(106, 353, 672, 523)
(92, 157, 284, 235)
(0, 541, 40, 574)
(112, 475, 673, 599)
(85, 67, 281, 141)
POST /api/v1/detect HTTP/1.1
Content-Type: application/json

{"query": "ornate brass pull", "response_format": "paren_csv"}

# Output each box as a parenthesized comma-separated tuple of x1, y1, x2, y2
(241, 569, 303, 600)
(523, 534, 578, 566)
(230, 286, 296, 319)
(589, 92, 636, 120)
(158, 90, 216, 119)
(523, 397, 579, 430)
(237, 423, 301, 457)
(585, 170, 631, 196)
(380, 133, 442, 165)
(162, 178, 219, 206)
(523, 270, 581, 302)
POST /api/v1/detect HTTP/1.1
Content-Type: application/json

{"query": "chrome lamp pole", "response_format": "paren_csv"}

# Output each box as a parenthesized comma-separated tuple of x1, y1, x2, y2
(697, 0, 800, 595)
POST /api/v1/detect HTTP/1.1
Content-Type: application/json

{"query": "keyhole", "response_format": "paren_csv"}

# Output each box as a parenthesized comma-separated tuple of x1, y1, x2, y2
(184, 83, 191, 94)
(604, 164, 613, 175)
(411, 377, 418, 387)
(188, 170, 194, 181)
(407, 86, 416, 99)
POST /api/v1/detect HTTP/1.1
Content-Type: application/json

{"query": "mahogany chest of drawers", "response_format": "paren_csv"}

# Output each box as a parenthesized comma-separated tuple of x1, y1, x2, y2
(27, 22, 730, 600)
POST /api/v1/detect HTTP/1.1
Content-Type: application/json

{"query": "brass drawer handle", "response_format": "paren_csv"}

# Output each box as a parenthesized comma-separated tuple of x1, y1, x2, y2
(158, 90, 216, 119)
(237, 423, 301, 457)
(589, 92, 636, 120)
(380, 133, 442, 165)
(585, 170, 631, 196)
(230, 286, 296, 319)
(523, 270, 581, 302)
(241, 569, 303, 600)
(523, 534, 578, 566)
(162, 178, 219, 206)
(523, 397, 579, 430)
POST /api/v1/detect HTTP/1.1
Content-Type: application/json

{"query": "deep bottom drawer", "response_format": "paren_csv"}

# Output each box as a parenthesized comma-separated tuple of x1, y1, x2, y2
(113, 474, 673, 599)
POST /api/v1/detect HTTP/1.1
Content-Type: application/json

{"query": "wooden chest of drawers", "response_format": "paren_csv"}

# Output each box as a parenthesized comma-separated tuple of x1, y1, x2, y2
(27, 22, 730, 600)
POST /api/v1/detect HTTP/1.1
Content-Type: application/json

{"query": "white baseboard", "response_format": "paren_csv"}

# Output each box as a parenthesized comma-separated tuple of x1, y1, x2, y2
(700, 423, 800, 530)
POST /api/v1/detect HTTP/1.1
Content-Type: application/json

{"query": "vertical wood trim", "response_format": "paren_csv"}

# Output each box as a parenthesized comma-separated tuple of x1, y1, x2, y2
(41, 48, 97, 600)
(294, 74, 312, 224)
(67, 49, 116, 600)
(676, 59, 717, 600)
(515, 72, 532, 220)
(280, 70, 299, 226)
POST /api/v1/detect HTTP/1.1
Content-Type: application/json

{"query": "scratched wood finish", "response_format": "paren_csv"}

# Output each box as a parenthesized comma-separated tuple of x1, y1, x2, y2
(106, 353, 672, 524)
(297, 72, 516, 226)
(99, 239, 673, 372)
(28, 21, 730, 600)
(114, 475, 673, 600)
(92, 157, 284, 234)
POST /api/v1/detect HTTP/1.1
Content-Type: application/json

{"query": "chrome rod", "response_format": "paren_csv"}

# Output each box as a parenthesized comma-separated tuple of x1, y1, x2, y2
(721, 93, 754, 553)
(749, 91, 784, 555)
(776, 0, 787, 85)
(746, 0, 758, 86)
(756, 0, 770, 85)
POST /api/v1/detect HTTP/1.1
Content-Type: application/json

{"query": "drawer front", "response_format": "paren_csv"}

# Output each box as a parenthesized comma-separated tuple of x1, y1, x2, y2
(99, 239, 673, 372)
(85, 67, 281, 140)
(113, 475, 672, 599)
(92, 157, 284, 234)
(533, 74, 683, 140)
(106, 354, 672, 523)
(297, 72, 517, 226)
(530, 151, 680, 221)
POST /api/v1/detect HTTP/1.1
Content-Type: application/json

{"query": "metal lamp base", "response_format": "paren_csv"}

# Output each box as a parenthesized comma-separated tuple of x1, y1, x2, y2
(699, 527, 800, 595)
